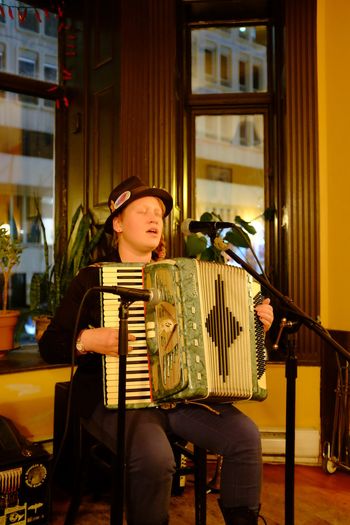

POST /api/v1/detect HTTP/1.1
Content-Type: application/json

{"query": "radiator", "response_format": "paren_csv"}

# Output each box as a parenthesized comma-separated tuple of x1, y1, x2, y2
(260, 428, 320, 465)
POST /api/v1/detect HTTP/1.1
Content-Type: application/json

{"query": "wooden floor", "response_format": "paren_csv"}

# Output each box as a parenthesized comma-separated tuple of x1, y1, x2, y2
(51, 462, 350, 524)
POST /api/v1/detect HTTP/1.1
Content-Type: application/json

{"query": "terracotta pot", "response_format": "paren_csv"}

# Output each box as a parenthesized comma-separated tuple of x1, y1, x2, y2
(33, 315, 53, 341)
(0, 310, 20, 356)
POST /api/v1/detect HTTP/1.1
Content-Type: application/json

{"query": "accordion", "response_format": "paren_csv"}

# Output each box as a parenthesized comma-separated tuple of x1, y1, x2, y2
(100, 258, 267, 409)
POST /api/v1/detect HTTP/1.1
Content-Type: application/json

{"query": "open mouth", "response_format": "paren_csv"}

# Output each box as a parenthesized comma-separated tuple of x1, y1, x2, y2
(147, 228, 159, 235)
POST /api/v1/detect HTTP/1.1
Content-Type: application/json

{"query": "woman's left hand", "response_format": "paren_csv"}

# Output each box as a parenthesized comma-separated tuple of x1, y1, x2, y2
(255, 298, 274, 332)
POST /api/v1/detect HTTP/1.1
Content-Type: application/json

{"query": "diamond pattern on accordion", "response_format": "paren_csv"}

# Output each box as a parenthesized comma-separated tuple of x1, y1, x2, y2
(205, 274, 244, 382)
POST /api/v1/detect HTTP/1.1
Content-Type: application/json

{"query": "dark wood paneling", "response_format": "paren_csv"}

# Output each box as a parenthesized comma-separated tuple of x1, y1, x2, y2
(284, 0, 320, 363)
(92, 0, 113, 68)
(119, 0, 149, 181)
(93, 87, 115, 206)
(86, 0, 120, 222)
(119, 0, 179, 253)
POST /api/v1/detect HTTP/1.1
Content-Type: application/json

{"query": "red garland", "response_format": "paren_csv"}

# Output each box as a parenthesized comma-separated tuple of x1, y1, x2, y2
(18, 8, 27, 23)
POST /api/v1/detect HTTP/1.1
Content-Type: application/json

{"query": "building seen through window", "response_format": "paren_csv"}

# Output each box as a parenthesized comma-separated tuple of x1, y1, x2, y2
(190, 26, 268, 272)
(191, 26, 267, 94)
(0, 1, 57, 343)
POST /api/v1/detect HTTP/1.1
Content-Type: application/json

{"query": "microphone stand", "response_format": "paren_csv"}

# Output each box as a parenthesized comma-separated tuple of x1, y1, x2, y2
(111, 298, 134, 525)
(224, 247, 350, 525)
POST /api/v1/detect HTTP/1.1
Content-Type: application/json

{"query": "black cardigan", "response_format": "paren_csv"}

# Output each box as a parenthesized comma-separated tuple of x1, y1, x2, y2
(39, 264, 111, 418)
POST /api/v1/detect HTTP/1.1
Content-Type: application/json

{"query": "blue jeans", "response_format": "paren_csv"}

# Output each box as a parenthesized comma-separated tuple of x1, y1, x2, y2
(87, 402, 262, 525)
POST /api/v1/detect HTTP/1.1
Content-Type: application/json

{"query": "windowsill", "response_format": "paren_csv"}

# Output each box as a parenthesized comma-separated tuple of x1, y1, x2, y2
(0, 344, 69, 375)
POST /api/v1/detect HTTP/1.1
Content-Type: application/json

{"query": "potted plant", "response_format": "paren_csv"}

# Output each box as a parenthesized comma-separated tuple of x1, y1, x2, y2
(0, 227, 22, 354)
(30, 204, 104, 340)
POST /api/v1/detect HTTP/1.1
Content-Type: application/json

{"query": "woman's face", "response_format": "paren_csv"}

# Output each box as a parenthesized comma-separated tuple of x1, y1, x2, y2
(113, 196, 164, 257)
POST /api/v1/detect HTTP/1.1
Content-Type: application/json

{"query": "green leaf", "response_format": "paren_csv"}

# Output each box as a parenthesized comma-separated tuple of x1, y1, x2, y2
(200, 211, 214, 222)
(69, 213, 92, 276)
(185, 234, 208, 257)
(199, 246, 225, 263)
(199, 246, 215, 261)
(235, 215, 256, 235)
(225, 228, 251, 248)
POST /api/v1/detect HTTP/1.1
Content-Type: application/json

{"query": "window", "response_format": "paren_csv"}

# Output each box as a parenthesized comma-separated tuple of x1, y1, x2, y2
(195, 114, 265, 270)
(44, 64, 57, 83)
(220, 47, 232, 87)
(18, 5, 40, 33)
(44, 14, 58, 37)
(239, 59, 248, 91)
(186, 23, 273, 275)
(204, 43, 217, 81)
(18, 53, 39, 105)
(253, 64, 261, 91)
(0, 43, 5, 70)
(183, 0, 319, 364)
(18, 54, 38, 78)
(0, 4, 58, 82)
(191, 26, 267, 94)
(0, 3, 58, 345)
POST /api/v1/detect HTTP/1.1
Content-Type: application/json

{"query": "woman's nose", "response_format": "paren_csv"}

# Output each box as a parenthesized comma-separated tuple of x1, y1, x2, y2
(148, 211, 161, 221)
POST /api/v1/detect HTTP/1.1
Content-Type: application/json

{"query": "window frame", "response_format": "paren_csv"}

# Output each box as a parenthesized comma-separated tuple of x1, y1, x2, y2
(0, 2, 64, 349)
(183, 19, 276, 281)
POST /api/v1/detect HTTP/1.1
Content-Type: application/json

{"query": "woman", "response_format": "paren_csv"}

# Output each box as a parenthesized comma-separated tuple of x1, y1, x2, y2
(40, 176, 274, 525)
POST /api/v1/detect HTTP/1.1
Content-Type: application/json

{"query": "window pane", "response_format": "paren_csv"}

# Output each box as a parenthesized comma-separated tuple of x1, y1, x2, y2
(18, 6, 39, 33)
(191, 26, 267, 94)
(195, 114, 265, 270)
(0, 2, 58, 82)
(0, 91, 55, 343)
(44, 15, 58, 38)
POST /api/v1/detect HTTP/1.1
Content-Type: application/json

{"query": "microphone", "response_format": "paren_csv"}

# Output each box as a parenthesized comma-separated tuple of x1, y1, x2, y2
(181, 218, 234, 235)
(92, 286, 161, 306)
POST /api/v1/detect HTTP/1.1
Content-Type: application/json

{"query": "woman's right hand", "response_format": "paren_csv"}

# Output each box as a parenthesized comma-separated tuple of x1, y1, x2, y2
(78, 327, 136, 356)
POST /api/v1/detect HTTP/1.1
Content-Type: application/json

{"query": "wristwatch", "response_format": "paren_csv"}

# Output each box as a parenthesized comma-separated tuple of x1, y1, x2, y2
(76, 331, 87, 354)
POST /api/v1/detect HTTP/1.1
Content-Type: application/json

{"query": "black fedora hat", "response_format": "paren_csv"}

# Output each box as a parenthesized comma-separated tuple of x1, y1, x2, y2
(104, 176, 173, 234)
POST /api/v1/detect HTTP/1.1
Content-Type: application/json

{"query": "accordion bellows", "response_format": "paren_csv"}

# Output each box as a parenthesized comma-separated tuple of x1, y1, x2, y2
(145, 258, 267, 403)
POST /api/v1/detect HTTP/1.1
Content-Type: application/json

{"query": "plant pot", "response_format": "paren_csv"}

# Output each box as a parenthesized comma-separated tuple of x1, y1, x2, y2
(33, 314, 53, 341)
(0, 309, 20, 356)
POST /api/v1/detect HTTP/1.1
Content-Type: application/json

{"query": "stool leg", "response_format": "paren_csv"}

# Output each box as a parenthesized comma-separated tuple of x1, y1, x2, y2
(194, 446, 207, 525)
(207, 454, 223, 493)
(64, 424, 89, 525)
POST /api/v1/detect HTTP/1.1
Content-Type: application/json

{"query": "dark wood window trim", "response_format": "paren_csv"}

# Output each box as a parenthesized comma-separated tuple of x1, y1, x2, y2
(283, 0, 319, 364)
(181, 0, 319, 365)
